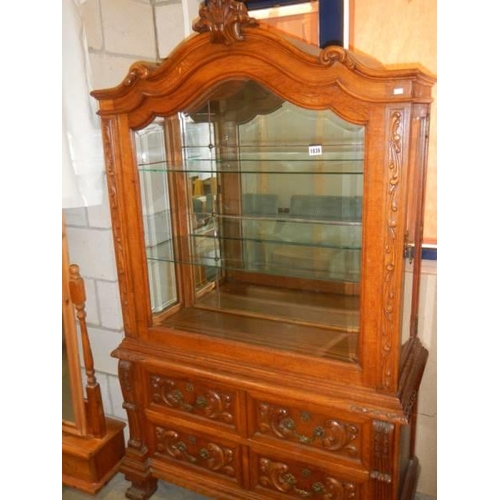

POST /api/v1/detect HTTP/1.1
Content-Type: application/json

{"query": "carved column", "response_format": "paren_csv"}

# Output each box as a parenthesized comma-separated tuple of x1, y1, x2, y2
(371, 420, 395, 498)
(118, 360, 158, 500)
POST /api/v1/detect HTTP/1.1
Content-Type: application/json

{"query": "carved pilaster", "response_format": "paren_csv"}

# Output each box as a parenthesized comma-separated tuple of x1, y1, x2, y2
(102, 118, 134, 335)
(380, 110, 404, 391)
(118, 360, 157, 500)
(119, 360, 144, 451)
(370, 420, 395, 497)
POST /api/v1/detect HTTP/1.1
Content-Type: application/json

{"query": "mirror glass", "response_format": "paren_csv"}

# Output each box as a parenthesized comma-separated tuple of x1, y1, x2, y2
(62, 219, 86, 434)
(62, 321, 75, 422)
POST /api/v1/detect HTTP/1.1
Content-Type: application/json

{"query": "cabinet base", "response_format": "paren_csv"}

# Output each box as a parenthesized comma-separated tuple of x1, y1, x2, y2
(118, 456, 423, 500)
(62, 417, 126, 495)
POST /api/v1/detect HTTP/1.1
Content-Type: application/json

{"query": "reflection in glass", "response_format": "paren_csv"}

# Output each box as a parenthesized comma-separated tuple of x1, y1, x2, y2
(62, 321, 74, 422)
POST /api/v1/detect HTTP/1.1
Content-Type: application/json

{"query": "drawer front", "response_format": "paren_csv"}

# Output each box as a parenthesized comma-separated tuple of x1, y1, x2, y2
(249, 395, 367, 464)
(146, 369, 242, 433)
(250, 450, 366, 499)
(150, 422, 244, 486)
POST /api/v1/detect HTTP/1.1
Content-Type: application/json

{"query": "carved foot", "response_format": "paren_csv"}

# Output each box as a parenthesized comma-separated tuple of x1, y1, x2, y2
(125, 477, 158, 500)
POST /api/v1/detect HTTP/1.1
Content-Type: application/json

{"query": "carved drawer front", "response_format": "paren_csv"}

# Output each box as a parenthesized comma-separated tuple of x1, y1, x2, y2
(249, 397, 365, 464)
(152, 423, 243, 485)
(147, 370, 241, 432)
(250, 451, 364, 499)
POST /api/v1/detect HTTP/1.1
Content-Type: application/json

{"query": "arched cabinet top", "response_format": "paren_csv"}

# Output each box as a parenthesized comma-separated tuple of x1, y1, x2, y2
(92, 0, 435, 129)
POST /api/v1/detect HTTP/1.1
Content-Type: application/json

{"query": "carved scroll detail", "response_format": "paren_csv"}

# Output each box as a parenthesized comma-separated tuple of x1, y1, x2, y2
(319, 46, 357, 69)
(150, 375, 234, 424)
(258, 403, 359, 457)
(155, 427, 235, 477)
(193, 0, 258, 44)
(259, 458, 357, 498)
(380, 110, 403, 390)
(123, 61, 156, 86)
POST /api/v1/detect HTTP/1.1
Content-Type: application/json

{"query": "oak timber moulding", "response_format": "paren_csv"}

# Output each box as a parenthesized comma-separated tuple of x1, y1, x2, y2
(91, 1, 436, 498)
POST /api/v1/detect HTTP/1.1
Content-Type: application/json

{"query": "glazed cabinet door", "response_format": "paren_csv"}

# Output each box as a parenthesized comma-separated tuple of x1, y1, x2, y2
(132, 81, 365, 368)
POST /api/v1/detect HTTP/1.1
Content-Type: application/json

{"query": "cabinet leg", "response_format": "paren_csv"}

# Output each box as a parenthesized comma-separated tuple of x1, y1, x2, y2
(124, 476, 158, 500)
(400, 457, 420, 500)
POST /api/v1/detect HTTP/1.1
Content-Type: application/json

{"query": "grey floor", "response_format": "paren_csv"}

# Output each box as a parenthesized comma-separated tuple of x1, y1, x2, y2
(62, 472, 435, 499)
(62, 472, 209, 499)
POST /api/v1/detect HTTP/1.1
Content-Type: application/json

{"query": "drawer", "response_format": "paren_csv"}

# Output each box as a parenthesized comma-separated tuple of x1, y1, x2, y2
(149, 420, 245, 486)
(145, 368, 244, 434)
(249, 449, 367, 499)
(248, 394, 369, 465)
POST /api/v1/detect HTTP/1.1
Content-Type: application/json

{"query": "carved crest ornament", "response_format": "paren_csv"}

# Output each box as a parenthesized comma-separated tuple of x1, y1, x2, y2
(193, 0, 258, 44)
(119, 0, 358, 90)
(192, 0, 358, 70)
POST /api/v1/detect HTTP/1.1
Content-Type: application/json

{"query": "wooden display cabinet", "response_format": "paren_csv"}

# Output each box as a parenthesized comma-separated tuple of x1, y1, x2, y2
(91, 1, 435, 498)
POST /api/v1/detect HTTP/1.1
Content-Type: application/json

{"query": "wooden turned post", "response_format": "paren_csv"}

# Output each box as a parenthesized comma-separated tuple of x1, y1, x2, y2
(69, 264, 107, 438)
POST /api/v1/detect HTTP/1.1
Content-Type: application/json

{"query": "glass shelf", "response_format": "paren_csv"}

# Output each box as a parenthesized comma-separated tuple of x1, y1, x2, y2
(146, 229, 362, 255)
(145, 237, 361, 284)
(137, 159, 364, 175)
(188, 211, 362, 225)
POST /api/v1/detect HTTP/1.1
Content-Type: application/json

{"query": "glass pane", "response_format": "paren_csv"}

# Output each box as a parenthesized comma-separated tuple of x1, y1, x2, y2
(181, 111, 222, 292)
(135, 121, 178, 313)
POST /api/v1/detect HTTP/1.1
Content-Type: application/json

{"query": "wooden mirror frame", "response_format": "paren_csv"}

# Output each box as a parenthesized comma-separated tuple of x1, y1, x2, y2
(62, 213, 126, 494)
(62, 213, 87, 436)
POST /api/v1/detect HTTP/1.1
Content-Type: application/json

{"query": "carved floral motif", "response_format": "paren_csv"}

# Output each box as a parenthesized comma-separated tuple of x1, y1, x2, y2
(380, 110, 403, 390)
(102, 120, 133, 335)
(193, 0, 258, 44)
(258, 403, 359, 457)
(155, 426, 235, 477)
(150, 375, 234, 424)
(259, 458, 357, 498)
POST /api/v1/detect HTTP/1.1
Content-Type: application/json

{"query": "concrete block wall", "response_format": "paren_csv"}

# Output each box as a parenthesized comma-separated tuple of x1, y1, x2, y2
(63, 1, 437, 496)
(64, 0, 198, 438)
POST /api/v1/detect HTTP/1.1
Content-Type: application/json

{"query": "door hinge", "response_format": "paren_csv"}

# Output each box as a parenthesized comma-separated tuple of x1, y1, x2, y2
(404, 230, 415, 264)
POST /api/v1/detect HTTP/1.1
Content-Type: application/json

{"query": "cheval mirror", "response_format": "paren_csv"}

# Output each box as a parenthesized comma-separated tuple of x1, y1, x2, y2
(62, 214, 126, 494)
